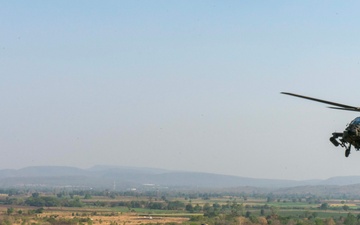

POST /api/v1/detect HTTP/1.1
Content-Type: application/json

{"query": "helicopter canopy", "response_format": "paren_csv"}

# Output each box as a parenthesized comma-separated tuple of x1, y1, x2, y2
(350, 117, 360, 125)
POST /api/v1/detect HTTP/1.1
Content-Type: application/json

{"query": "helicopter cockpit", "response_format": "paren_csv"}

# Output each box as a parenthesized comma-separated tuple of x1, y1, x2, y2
(350, 117, 360, 126)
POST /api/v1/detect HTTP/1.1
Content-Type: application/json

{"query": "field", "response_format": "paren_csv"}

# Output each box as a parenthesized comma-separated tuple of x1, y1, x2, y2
(0, 205, 189, 225)
(0, 193, 360, 224)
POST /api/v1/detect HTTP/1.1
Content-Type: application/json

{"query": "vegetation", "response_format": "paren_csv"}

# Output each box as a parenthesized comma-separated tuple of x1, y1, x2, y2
(1, 188, 360, 224)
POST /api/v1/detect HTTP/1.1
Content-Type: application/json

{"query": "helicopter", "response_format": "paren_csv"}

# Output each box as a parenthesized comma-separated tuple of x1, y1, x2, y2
(281, 92, 360, 158)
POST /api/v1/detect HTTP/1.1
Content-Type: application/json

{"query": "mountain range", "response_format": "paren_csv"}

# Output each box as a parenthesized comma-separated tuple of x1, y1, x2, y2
(1, 165, 360, 195)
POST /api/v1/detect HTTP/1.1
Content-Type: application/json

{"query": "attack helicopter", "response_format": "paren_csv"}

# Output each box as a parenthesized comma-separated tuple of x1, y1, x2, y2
(281, 92, 360, 157)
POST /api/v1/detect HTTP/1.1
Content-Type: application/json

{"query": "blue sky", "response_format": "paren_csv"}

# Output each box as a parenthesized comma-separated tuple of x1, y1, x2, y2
(2, 1, 360, 180)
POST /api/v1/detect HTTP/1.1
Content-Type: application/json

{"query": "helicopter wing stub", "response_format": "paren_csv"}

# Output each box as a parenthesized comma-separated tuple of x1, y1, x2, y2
(281, 92, 360, 111)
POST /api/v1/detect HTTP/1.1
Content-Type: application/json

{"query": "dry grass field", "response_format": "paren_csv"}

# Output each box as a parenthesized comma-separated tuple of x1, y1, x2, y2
(0, 205, 189, 225)
(40, 211, 188, 225)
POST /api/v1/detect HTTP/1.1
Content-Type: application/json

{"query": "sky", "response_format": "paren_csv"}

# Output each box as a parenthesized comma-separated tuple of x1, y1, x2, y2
(2, 1, 360, 180)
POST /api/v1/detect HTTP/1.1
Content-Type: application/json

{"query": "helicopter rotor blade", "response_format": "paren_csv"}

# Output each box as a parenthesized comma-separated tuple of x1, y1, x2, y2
(281, 92, 360, 111)
(327, 107, 360, 112)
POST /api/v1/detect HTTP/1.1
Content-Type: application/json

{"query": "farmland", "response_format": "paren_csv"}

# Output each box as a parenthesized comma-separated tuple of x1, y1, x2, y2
(0, 189, 360, 225)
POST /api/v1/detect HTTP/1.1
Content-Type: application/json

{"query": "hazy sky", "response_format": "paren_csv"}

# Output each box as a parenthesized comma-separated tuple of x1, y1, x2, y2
(2, 1, 360, 180)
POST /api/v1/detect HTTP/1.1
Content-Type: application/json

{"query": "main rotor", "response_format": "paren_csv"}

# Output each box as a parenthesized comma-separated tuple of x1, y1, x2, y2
(281, 92, 360, 112)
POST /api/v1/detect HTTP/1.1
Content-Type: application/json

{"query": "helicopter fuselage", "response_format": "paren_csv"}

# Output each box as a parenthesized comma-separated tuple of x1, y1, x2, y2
(342, 117, 360, 149)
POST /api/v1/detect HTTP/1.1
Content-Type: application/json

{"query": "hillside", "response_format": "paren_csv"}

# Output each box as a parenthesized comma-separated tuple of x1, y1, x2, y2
(0, 166, 360, 196)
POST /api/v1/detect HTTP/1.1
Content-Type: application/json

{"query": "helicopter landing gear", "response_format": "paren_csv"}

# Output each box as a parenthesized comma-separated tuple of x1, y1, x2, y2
(330, 132, 356, 157)
(330, 132, 344, 148)
(345, 145, 351, 157)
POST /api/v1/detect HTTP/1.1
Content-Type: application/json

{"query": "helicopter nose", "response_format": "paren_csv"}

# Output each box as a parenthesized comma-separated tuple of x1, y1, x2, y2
(346, 129, 357, 136)
(343, 130, 353, 138)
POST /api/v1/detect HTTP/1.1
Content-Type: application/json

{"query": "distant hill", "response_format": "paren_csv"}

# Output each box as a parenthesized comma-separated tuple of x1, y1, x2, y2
(1, 165, 360, 196)
(320, 176, 360, 185)
(0, 166, 308, 189)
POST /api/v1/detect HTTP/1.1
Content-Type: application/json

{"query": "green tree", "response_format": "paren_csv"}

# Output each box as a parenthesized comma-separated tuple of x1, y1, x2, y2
(270, 206, 279, 217)
(6, 207, 14, 215)
(185, 203, 193, 212)
(35, 207, 44, 214)
(193, 204, 202, 212)
(344, 213, 356, 225)
(167, 200, 185, 210)
(56, 193, 63, 198)
(249, 215, 259, 223)
(320, 203, 329, 210)
(203, 204, 219, 218)
(84, 193, 92, 199)
(315, 218, 324, 225)
(230, 203, 244, 217)
(260, 208, 265, 216)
